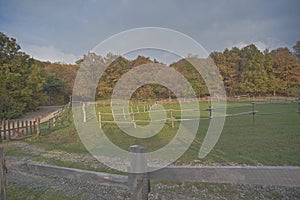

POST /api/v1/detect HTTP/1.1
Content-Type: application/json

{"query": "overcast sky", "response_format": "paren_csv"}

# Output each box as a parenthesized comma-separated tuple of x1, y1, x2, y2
(0, 0, 299, 64)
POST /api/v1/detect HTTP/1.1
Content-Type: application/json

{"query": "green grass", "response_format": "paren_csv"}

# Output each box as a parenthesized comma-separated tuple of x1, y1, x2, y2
(5, 100, 300, 166)
(33, 123, 87, 154)
(94, 100, 300, 165)
(3, 100, 300, 199)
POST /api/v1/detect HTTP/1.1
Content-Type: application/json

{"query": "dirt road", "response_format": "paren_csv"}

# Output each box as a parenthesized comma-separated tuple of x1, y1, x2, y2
(16, 106, 64, 121)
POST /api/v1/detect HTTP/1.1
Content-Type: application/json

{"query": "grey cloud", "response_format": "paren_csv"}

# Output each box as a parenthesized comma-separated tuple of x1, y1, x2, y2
(0, 0, 299, 63)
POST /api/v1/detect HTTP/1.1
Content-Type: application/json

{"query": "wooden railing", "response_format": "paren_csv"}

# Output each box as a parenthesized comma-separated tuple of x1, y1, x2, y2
(0, 120, 39, 141)
(2, 145, 300, 200)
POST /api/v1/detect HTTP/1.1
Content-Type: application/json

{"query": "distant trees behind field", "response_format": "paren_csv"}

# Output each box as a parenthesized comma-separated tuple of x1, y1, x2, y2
(86, 42, 300, 99)
(1, 32, 299, 119)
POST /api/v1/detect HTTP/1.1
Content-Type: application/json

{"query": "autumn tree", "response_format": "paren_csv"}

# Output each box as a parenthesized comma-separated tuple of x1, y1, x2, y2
(170, 58, 208, 98)
(272, 47, 300, 96)
(211, 49, 239, 96)
(293, 41, 300, 61)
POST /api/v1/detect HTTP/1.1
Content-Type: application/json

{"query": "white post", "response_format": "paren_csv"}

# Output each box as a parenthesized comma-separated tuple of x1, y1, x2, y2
(123, 108, 127, 120)
(111, 109, 115, 120)
(98, 112, 102, 128)
(132, 113, 136, 128)
(82, 102, 87, 123)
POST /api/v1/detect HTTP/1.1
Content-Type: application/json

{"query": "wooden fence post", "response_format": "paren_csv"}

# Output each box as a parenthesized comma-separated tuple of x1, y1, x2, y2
(33, 121, 36, 134)
(3, 121, 6, 140)
(0, 122, 2, 143)
(98, 112, 102, 128)
(7, 121, 11, 141)
(21, 120, 24, 131)
(129, 145, 149, 200)
(25, 120, 29, 135)
(170, 109, 174, 128)
(298, 97, 300, 115)
(36, 121, 40, 136)
(29, 121, 33, 135)
(131, 113, 136, 128)
(0, 148, 6, 200)
(111, 109, 115, 120)
(17, 121, 20, 135)
(207, 106, 213, 119)
(123, 108, 127, 120)
(82, 102, 87, 123)
(53, 117, 56, 127)
(251, 102, 256, 125)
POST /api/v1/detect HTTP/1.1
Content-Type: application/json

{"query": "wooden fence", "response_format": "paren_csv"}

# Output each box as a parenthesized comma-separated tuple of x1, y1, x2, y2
(96, 100, 300, 128)
(1, 145, 300, 200)
(0, 120, 39, 142)
(0, 105, 70, 142)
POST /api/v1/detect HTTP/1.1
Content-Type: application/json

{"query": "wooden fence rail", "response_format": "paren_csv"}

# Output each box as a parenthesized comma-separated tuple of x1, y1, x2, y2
(6, 161, 128, 188)
(148, 166, 300, 187)
(3, 145, 300, 200)
(0, 104, 70, 142)
(96, 100, 300, 128)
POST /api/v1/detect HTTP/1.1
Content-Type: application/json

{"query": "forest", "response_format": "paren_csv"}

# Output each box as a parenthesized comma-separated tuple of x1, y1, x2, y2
(1, 32, 300, 119)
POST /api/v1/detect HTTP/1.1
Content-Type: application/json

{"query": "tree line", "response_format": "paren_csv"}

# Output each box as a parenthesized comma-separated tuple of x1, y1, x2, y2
(1, 32, 299, 119)
(84, 42, 300, 100)
(210, 43, 300, 97)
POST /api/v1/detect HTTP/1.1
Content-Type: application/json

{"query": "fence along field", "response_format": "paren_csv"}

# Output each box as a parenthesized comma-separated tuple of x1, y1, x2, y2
(0, 105, 69, 142)
(90, 97, 300, 129)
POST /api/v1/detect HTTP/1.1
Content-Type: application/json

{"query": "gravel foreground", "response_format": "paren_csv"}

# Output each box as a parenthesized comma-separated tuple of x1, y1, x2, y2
(7, 168, 300, 200)
(4, 141, 300, 199)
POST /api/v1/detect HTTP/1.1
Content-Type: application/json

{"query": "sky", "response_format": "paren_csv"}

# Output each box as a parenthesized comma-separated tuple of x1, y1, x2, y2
(0, 0, 299, 64)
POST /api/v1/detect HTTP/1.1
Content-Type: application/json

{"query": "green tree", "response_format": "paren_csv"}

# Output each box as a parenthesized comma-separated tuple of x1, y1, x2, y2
(211, 49, 239, 96)
(43, 75, 66, 105)
(170, 58, 208, 98)
(239, 45, 269, 95)
(263, 49, 277, 95)
(0, 32, 45, 119)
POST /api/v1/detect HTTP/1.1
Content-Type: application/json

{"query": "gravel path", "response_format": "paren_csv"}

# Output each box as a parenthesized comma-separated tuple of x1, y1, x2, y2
(7, 169, 300, 200)
(8, 170, 130, 199)
(4, 141, 107, 170)
(4, 141, 300, 199)
(16, 106, 64, 121)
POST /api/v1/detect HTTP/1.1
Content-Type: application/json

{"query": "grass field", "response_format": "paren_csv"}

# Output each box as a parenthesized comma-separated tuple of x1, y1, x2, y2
(95, 100, 300, 166)
(4, 100, 300, 199)
(5, 100, 300, 167)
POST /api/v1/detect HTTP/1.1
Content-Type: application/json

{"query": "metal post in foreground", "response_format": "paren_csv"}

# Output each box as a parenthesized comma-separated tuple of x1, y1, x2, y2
(129, 145, 149, 200)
